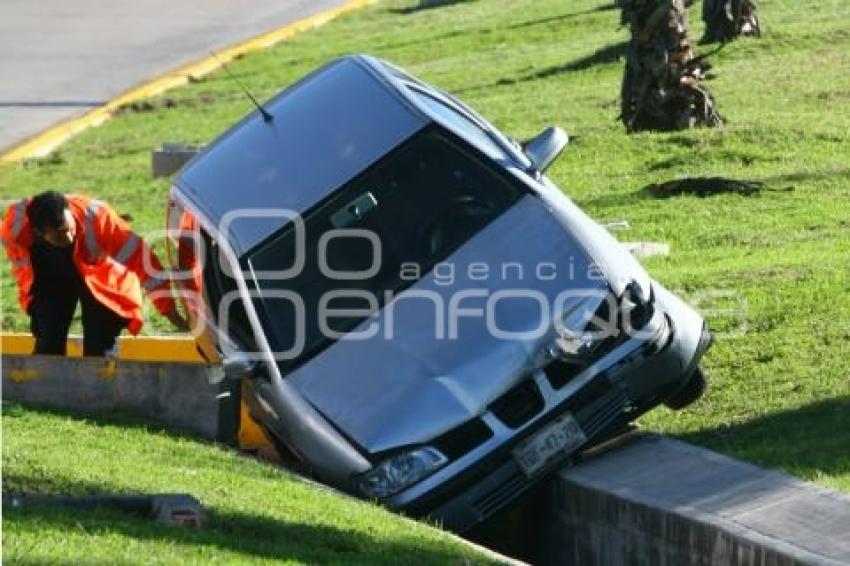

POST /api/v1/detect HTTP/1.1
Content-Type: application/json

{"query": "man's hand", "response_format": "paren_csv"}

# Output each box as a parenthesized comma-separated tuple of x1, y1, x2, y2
(164, 308, 189, 332)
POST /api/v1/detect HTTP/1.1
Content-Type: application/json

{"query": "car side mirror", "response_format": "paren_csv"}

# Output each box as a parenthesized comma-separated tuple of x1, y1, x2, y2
(523, 126, 569, 174)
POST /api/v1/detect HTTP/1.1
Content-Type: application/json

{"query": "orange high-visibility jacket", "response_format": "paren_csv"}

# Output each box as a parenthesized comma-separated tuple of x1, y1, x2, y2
(1, 194, 175, 335)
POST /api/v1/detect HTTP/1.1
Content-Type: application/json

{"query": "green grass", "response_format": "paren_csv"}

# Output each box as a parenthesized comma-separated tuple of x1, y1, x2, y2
(2, 404, 498, 564)
(1, 0, 848, 546)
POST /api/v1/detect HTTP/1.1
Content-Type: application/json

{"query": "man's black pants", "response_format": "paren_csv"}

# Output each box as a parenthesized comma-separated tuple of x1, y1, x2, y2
(29, 241, 128, 357)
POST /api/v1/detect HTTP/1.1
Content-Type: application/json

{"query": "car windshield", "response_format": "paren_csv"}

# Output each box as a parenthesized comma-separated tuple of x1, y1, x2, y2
(244, 127, 524, 370)
(407, 86, 529, 168)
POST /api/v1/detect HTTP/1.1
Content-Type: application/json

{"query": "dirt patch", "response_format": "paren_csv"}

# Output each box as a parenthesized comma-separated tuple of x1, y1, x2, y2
(817, 90, 850, 102)
(115, 92, 223, 115)
(642, 177, 766, 198)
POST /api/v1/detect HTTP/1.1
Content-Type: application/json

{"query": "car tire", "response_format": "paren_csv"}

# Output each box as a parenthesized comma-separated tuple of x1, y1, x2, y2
(664, 366, 707, 410)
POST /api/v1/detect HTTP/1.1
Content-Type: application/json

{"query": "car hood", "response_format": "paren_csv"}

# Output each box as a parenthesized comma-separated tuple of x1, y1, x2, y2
(287, 195, 638, 453)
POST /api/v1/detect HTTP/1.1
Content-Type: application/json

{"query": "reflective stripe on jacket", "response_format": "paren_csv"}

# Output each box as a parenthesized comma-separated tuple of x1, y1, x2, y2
(1, 194, 175, 335)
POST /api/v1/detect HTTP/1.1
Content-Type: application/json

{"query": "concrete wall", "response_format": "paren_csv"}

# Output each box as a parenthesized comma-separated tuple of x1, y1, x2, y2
(547, 434, 850, 566)
(469, 433, 850, 565)
(2, 354, 232, 442)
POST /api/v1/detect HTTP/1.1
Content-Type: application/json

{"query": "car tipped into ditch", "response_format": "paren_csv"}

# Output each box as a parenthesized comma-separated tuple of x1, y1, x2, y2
(166, 54, 712, 532)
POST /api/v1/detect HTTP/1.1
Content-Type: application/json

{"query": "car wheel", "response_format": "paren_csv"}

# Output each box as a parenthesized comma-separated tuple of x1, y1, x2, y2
(664, 366, 707, 410)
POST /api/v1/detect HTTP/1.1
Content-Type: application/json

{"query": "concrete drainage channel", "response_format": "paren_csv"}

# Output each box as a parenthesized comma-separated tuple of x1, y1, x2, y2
(466, 432, 850, 565)
(3, 343, 850, 565)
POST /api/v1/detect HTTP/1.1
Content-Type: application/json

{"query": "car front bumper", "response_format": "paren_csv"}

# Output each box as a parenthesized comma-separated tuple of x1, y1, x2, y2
(388, 284, 710, 532)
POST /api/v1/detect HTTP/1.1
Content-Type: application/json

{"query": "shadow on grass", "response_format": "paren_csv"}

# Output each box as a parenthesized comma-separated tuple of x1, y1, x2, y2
(390, 0, 476, 15)
(498, 41, 627, 86)
(640, 177, 767, 198)
(678, 397, 850, 481)
(2, 402, 210, 444)
(661, 135, 702, 148)
(458, 40, 628, 94)
(577, 172, 797, 209)
(508, 3, 618, 30)
(580, 165, 850, 208)
(382, 2, 617, 54)
(575, 187, 654, 209)
(540, 40, 627, 75)
(759, 167, 850, 185)
(4, 503, 472, 564)
(376, 28, 466, 51)
(2, 472, 126, 497)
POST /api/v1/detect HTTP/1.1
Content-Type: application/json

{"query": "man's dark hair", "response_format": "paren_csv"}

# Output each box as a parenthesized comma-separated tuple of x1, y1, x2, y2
(27, 190, 68, 231)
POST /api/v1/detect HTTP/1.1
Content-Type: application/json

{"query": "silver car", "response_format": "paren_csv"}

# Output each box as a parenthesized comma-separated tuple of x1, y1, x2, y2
(166, 55, 712, 532)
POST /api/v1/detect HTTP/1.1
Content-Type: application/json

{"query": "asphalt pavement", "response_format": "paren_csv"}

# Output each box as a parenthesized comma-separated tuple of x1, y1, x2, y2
(0, 0, 350, 153)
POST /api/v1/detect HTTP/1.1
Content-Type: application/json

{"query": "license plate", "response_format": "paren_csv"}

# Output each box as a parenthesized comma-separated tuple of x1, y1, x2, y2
(512, 413, 587, 477)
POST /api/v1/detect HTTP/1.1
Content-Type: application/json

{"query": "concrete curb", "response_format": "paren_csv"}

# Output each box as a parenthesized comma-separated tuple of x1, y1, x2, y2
(2, 354, 227, 440)
(1, 333, 204, 363)
(0, 0, 370, 163)
(549, 433, 850, 565)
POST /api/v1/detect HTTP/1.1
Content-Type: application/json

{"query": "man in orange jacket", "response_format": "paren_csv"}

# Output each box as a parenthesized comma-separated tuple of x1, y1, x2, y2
(2, 190, 187, 356)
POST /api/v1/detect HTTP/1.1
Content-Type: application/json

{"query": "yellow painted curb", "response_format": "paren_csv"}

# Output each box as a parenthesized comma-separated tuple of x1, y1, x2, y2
(0, 0, 371, 163)
(1, 333, 204, 364)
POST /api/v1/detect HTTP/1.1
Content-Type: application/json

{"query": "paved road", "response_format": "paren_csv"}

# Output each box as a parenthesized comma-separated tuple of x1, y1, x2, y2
(0, 0, 349, 153)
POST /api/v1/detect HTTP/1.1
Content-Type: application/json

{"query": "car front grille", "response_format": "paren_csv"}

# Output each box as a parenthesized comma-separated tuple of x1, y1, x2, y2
(543, 358, 584, 389)
(489, 377, 545, 429)
(574, 385, 630, 440)
(472, 469, 529, 518)
(470, 382, 628, 521)
(432, 417, 493, 461)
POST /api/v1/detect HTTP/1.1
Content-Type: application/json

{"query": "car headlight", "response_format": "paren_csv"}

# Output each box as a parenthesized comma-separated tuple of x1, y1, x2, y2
(549, 284, 655, 364)
(358, 447, 448, 499)
(549, 295, 619, 363)
(549, 331, 603, 361)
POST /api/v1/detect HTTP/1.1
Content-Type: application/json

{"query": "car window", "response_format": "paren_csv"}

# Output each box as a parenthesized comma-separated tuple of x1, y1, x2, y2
(201, 231, 256, 350)
(244, 127, 525, 370)
(408, 88, 514, 163)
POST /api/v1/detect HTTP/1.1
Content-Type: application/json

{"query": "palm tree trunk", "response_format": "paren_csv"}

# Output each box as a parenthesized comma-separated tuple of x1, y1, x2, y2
(619, 0, 723, 132)
(702, 0, 761, 44)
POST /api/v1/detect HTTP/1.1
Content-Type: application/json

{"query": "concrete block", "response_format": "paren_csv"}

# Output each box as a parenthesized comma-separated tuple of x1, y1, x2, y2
(2, 354, 224, 441)
(550, 434, 850, 565)
(151, 494, 208, 527)
(151, 142, 201, 178)
(622, 241, 670, 259)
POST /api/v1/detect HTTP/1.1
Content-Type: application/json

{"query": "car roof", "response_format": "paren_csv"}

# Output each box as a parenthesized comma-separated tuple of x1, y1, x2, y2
(174, 55, 430, 255)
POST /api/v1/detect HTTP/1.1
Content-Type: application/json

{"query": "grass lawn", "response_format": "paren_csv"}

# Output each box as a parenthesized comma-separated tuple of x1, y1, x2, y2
(2, 0, 848, 555)
(2, 404, 499, 564)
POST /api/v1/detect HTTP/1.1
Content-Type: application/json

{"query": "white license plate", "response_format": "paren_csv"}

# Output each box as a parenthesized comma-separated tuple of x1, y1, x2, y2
(512, 413, 587, 477)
